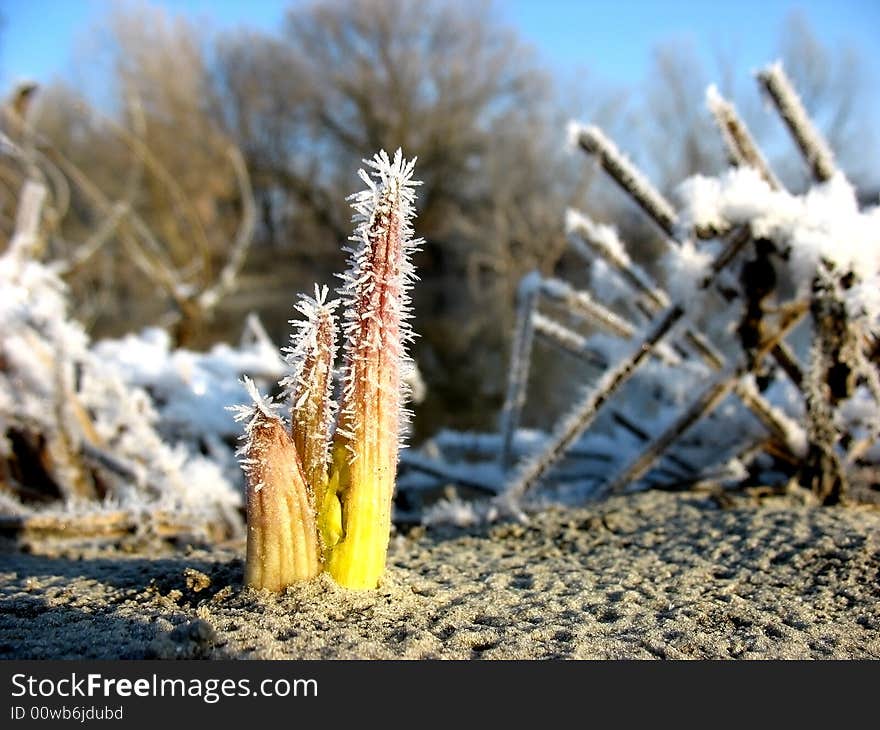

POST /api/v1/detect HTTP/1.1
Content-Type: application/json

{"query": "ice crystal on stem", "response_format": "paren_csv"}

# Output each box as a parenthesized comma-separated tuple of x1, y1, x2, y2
(233, 149, 421, 592)
(282, 286, 340, 553)
(232, 378, 320, 591)
(325, 149, 422, 589)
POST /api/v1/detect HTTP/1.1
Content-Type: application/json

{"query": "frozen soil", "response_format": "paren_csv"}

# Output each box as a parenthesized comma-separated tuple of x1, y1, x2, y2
(1, 490, 879, 659)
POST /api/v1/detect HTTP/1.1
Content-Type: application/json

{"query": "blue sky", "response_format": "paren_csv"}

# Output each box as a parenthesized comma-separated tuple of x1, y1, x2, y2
(506, 0, 880, 79)
(2, 0, 879, 175)
(2, 0, 878, 91)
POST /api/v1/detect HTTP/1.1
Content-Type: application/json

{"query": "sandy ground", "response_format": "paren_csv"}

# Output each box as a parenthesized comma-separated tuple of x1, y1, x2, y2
(1, 489, 879, 659)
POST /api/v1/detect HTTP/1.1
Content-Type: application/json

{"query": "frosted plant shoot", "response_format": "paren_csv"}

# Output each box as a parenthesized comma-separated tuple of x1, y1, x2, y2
(282, 286, 340, 555)
(233, 149, 421, 592)
(231, 378, 321, 591)
(326, 149, 421, 589)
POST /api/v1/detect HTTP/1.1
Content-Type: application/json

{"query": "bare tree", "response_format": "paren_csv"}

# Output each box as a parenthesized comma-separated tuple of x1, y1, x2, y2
(212, 0, 611, 435)
(777, 12, 876, 189)
(215, 0, 561, 259)
(1, 5, 256, 346)
(635, 13, 877, 194)
(638, 43, 727, 190)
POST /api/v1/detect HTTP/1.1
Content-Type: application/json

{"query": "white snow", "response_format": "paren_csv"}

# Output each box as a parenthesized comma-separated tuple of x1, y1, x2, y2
(565, 208, 632, 266)
(566, 120, 585, 152)
(660, 238, 716, 307)
(705, 84, 726, 116)
(676, 167, 880, 324)
(0, 240, 252, 528)
(587, 259, 630, 309)
(422, 495, 500, 528)
(94, 326, 284, 443)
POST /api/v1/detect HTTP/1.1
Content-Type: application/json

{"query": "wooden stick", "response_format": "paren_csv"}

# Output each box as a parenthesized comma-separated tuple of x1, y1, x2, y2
(567, 208, 725, 370)
(539, 277, 635, 339)
(734, 377, 807, 458)
(566, 209, 668, 310)
(0, 511, 134, 540)
(569, 201, 794, 466)
(646, 438, 766, 493)
(499, 274, 541, 467)
(505, 226, 752, 500)
(757, 63, 836, 183)
(504, 307, 682, 500)
(0, 509, 234, 543)
(682, 330, 726, 371)
(398, 452, 501, 495)
(846, 331, 880, 466)
(603, 305, 806, 495)
(532, 313, 608, 369)
(706, 85, 781, 189)
(606, 376, 737, 495)
(771, 341, 804, 388)
(571, 124, 678, 237)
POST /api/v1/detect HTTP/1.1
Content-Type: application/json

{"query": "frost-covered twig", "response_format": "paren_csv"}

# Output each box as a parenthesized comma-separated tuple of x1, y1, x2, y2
(757, 62, 836, 183)
(846, 342, 880, 465)
(240, 312, 275, 350)
(647, 440, 761, 492)
(605, 374, 737, 495)
(566, 207, 725, 371)
(706, 85, 781, 190)
(48, 337, 99, 500)
(79, 442, 141, 484)
(507, 304, 678, 498)
(7, 180, 46, 260)
(539, 277, 636, 339)
(603, 307, 806, 495)
(0, 509, 232, 545)
(398, 451, 502, 495)
(504, 226, 751, 501)
(682, 330, 726, 370)
(499, 272, 541, 467)
(569, 123, 678, 237)
(565, 208, 667, 309)
(430, 429, 548, 462)
(532, 313, 609, 369)
(497, 63, 878, 510)
(770, 340, 804, 388)
(800, 260, 860, 503)
(734, 375, 807, 458)
(566, 207, 728, 371)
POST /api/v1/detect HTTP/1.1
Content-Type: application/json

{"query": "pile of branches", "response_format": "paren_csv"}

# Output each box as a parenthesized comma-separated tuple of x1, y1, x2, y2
(0, 84, 269, 547)
(0, 181, 249, 547)
(0, 83, 256, 345)
(401, 62, 879, 521)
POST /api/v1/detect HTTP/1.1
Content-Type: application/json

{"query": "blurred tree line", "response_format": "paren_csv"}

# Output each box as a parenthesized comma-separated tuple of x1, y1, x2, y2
(0, 0, 875, 438)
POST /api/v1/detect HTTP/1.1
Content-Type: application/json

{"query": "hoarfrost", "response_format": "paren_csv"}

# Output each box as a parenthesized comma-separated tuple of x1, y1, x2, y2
(676, 167, 880, 323)
(0, 247, 249, 532)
